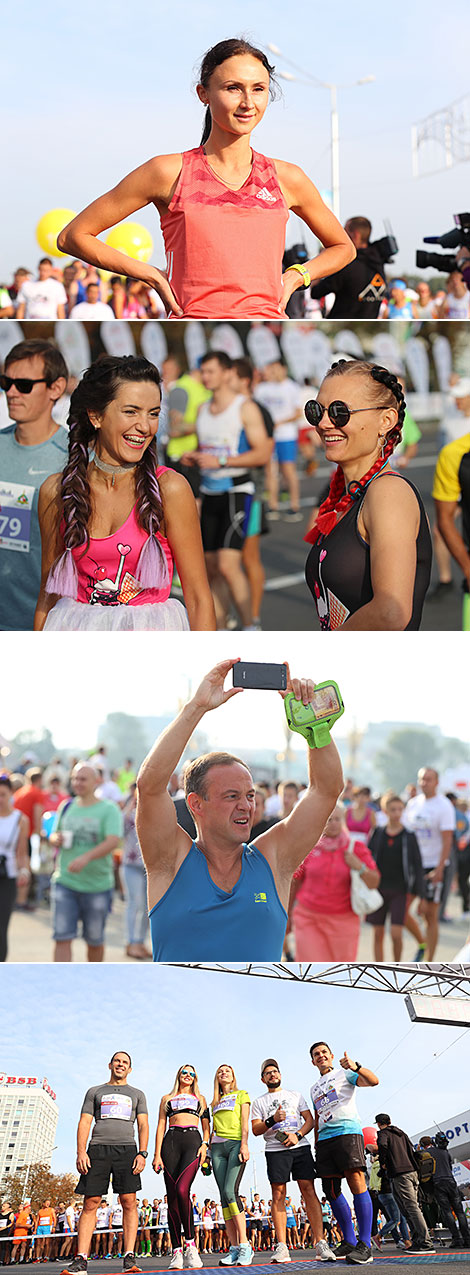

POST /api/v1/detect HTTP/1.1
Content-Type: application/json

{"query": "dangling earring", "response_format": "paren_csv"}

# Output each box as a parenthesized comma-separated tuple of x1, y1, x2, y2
(379, 436, 386, 459)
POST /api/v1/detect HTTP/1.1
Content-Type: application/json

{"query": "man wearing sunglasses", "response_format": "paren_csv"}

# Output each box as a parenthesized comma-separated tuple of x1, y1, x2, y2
(0, 339, 68, 631)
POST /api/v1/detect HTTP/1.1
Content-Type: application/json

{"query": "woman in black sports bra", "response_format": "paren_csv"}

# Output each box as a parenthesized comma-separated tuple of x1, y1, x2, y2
(304, 360, 432, 629)
(153, 1064, 210, 1270)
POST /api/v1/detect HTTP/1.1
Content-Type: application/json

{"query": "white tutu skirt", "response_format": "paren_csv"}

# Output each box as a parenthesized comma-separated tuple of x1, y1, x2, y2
(44, 597, 189, 631)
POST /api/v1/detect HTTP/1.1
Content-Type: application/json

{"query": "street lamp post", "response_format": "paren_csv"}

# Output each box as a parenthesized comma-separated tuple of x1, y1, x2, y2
(267, 44, 375, 220)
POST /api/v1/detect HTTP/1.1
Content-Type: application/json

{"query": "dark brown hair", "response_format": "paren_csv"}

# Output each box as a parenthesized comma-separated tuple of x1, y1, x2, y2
(5, 339, 68, 384)
(198, 38, 277, 145)
(184, 752, 251, 800)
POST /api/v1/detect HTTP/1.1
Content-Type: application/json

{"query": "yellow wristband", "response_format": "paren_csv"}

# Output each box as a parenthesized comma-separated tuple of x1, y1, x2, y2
(286, 262, 311, 287)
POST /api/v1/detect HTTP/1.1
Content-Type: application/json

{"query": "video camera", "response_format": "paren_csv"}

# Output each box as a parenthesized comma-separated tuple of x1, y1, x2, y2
(434, 1131, 449, 1149)
(416, 213, 470, 273)
(372, 219, 398, 263)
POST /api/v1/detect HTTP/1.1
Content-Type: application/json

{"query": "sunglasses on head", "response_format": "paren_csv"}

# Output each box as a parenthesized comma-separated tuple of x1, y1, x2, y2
(0, 375, 48, 394)
(304, 400, 389, 429)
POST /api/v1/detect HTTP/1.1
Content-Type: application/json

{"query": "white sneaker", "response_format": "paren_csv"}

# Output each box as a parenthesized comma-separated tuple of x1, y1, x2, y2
(314, 1240, 337, 1262)
(220, 1249, 240, 1266)
(237, 1244, 253, 1266)
(185, 1247, 203, 1269)
(271, 1243, 291, 1263)
(169, 1252, 184, 1270)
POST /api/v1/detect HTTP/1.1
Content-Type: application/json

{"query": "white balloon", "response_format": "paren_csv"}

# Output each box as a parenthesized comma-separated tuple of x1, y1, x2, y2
(54, 320, 91, 377)
(140, 324, 168, 366)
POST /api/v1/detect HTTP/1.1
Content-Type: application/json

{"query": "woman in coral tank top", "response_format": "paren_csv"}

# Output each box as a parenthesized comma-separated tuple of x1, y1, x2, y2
(58, 38, 354, 320)
(34, 355, 216, 631)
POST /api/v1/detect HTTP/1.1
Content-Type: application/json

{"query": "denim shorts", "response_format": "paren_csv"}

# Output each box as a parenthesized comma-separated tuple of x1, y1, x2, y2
(52, 881, 113, 944)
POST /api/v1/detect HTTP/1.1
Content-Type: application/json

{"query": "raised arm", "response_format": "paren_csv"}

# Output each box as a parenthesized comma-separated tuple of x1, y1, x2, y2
(274, 162, 355, 312)
(57, 155, 184, 316)
(136, 659, 243, 905)
(340, 1050, 379, 1088)
(255, 665, 343, 903)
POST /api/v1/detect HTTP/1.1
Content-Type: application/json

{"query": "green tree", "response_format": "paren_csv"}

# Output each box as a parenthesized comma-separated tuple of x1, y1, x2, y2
(439, 737, 470, 770)
(375, 727, 441, 793)
(0, 1163, 77, 1211)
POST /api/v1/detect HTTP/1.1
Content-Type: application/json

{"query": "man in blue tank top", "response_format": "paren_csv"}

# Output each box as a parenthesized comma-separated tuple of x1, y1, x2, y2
(136, 658, 343, 961)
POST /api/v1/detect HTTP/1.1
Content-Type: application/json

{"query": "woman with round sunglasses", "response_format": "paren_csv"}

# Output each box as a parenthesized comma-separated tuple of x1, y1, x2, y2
(34, 354, 216, 631)
(153, 1064, 210, 1270)
(304, 360, 432, 629)
(57, 38, 354, 321)
(210, 1063, 252, 1266)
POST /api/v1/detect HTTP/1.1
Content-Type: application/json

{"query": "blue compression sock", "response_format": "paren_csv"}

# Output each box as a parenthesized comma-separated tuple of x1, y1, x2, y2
(354, 1191, 373, 1247)
(330, 1194, 356, 1246)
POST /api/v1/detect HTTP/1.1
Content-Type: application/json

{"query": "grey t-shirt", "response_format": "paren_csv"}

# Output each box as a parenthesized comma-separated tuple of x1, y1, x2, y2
(81, 1083, 148, 1146)
(0, 424, 68, 631)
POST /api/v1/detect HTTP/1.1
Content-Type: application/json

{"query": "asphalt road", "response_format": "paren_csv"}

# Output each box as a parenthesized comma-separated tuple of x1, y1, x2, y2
(9, 1249, 469, 1274)
(237, 443, 465, 632)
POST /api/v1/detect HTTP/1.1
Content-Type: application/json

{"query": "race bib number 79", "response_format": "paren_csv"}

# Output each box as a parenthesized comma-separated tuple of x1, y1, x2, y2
(0, 483, 35, 553)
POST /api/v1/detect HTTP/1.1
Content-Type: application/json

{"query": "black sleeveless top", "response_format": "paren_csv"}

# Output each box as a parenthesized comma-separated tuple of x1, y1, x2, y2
(305, 474, 432, 630)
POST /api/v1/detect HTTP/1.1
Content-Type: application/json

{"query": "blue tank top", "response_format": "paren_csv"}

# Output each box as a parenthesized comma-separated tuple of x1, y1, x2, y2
(149, 841, 287, 960)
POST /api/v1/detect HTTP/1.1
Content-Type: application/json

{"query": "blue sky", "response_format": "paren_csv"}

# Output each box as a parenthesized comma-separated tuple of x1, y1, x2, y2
(2, 0, 470, 278)
(1, 630, 468, 751)
(2, 963, 469, 1201)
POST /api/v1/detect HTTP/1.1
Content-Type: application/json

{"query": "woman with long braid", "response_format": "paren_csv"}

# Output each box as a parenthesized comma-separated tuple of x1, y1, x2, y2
(34, 355, 215, 630)
(57, 38, 353, 320)
(304, 360, 432, 630)
(153, 1064, 210, 1271)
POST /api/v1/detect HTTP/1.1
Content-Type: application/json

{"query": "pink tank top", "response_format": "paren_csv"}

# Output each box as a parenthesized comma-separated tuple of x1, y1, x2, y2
(161, 146, 289, 319)
(65, 469, 173, 608)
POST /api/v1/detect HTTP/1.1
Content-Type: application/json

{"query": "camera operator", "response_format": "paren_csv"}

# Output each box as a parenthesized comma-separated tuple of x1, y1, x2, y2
(309, 217, 391, 318)
(431, 1133, 470, 1250)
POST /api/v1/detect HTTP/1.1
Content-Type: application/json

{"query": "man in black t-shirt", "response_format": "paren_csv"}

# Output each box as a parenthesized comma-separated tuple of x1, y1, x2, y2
(62, 1051, 149, 1275)
(310, 217, 389, 319)
(368, 796, 423, 961)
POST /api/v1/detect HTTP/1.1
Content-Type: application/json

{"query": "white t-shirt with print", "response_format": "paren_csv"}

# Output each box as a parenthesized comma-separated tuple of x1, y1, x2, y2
(17, 278, 67, 319)
(255, 379, 302, 442)
(404, 794, 456, 869)
(310, 1067, 362, 1140)
(251, 1088, 311, 1152)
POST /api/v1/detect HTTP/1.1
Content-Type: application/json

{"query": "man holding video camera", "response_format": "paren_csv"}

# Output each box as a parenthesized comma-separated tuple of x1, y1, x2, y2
(309, 217, 393, 318)
(136, 659, 343, 961)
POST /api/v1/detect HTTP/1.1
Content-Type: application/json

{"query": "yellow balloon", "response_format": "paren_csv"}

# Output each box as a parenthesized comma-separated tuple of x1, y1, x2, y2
(105, 223, 154, 263)
(36, 209, 77, 258)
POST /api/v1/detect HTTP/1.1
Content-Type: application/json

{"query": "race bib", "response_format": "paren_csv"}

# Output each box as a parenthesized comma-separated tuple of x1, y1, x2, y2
(0, 482, 35, 553)
(100, 1092, 132, 1120)
(171, 1094, 198, 1111)
(213, 1094, 237, 1113)
(314, 1087, 338, 1114)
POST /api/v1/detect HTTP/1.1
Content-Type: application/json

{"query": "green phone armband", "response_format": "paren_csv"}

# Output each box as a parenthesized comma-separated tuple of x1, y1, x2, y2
(284, 680, 344, 748)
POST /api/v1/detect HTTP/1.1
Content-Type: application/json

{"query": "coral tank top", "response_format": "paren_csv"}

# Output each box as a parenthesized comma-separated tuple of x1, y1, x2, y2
(161, 146, 289, 319)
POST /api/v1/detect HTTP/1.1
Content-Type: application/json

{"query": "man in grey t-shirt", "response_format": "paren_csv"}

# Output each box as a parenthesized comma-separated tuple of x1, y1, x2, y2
(0, 338, 68, 630)
(61, 1052, 149, 1275)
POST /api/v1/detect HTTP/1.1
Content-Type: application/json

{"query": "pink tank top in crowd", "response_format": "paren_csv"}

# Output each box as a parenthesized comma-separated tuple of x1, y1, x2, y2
(65, 469, 173, 608)
(346, 807, 373, 841)
(161, 146, 289, 319)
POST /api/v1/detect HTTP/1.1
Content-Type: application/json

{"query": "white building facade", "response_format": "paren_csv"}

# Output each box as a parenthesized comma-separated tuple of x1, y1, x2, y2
(0, 1074, 58, 1179)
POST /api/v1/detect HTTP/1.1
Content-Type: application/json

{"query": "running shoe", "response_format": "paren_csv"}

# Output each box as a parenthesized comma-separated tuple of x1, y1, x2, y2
(370, 1237, 381, 1251)
(237, 1243, 253, 1266)
(220, 1247, 240, 1265)
(266, 509, 281, 521)
(407, 1244, 436, 1255)
(271, 1242, 291, 1263)
(345, 1242, 373, 1265)
(168, 1252, 184, 1271)
(333, 1242, 356, 1259)
(60, 1259, 87, 1275)
(283, 508, 303, 521)
(123, 1257, 143, 1273)
(314, 1240, 336, 1261)
(413, 943, 426, 962)
(185, 1247, 203, 1269)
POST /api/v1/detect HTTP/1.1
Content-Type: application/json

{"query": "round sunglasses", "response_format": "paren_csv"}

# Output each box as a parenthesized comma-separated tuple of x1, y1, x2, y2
(180, 1068, 196, 1077)
(0, 375, 48, 394)
(304, 399, 389, 429)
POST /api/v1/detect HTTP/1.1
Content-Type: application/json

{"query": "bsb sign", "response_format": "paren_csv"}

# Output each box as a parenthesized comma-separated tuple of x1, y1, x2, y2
(0, 1075, 56, 1101)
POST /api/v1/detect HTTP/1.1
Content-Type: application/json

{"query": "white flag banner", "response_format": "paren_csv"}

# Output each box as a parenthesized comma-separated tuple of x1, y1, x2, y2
(333, 330, 365, 358)
(140, 324, 168, 366)
(370, 334, 403, 373)
(246, 325, 280, 368)
(184, 323, 207, 370)
(404, 337, 430, 393)
(300, 329, 333, 383)
(100, 322, 136, 356)
(432, 335, 453, 390)
(54, 321, 91, 376)
(210, 325, 245, 359)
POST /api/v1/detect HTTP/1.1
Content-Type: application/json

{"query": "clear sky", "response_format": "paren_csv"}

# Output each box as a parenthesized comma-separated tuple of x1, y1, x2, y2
(2, 0, 470, 278)
(2, 963, 469, 1202)
(1, 630, 468, 752)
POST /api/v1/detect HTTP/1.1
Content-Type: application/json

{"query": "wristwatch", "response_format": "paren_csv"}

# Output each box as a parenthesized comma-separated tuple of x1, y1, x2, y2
(138, 1150, 148, 1158)
(353, 1063, 362, 1074)
(219, 455, 228, 467)
(287, 262, 311, 288)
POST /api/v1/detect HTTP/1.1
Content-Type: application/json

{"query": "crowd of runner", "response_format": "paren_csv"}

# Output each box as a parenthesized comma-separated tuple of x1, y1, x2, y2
(0, 749, 468, 963)
(1, 336, 470, 634)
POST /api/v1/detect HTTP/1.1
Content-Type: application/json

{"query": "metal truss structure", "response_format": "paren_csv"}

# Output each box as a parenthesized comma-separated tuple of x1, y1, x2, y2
(412, 94, 470, 177)
(168, 963, 470, 999)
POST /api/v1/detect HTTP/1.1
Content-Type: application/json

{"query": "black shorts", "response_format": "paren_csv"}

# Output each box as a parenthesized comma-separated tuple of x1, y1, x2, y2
(423, 867, 443, 905)
(366, 888, 408, 927)
(75, 1143, 141, 1197)
(315, 1133, 366, 1179)
(266, 1143, 316, 1185)
(201, 489, 253, 553)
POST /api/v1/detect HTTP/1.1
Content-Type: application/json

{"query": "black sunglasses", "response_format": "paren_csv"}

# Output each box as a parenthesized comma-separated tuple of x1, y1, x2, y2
(0, 375, 48, 394)
(304, 399, 389, 429)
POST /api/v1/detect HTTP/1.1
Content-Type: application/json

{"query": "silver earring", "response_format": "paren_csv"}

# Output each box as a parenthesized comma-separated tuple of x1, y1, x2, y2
(379, 436, 386, 459)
